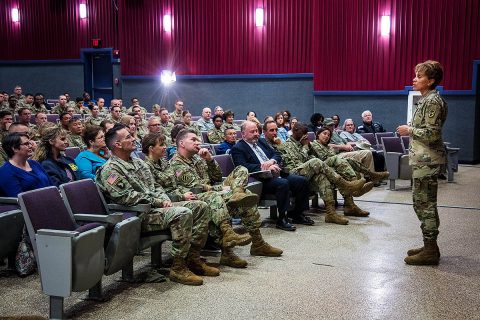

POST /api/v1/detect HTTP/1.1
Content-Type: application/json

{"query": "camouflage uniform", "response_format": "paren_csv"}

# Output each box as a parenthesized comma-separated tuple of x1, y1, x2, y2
(0, 146, 7, 167)
(137, 123, 149, 140)
(208, 127, 224, 144)
(30, 104, 48, 114)
(68, 133, 87, 150)
(161, 122, 174, 145)
(96, 155, 209, 258)
(221, 123, 241, 132)
(51, 104, 72, 115)
(0, 127, 8, 142)
(409, 89, 447, 241)
(126, 106, 148, 114)
(280, 137, 348, 201)
(329, 131, 375, 171)
(170, 153, 261, 233)
(184, 123, 200, 136)
(0, 101, 9, 110)
(17, 101, 33, 111)
(310, 140, 360, 181)
(85, 115, 105, 126)
(170, 111, 183, 123)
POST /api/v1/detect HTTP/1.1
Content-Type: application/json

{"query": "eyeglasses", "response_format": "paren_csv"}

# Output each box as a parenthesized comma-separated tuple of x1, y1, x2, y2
(149, 123, 161, 127)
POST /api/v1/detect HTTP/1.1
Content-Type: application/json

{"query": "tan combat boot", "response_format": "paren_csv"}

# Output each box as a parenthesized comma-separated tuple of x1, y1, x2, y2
(352, 181, 374, 197)
(343, 196, 370, 217)
(169, 256, 203, 286)
(220, 220, 252, 248)
(249, 229, 283, 257)
(404, 239, 440, 265)
(187, 247, 220, 276)
(220, 247, 248, 268)
(335, 177, 366, 195)
(324, 200, 349, 225)
(368, 171, 390, 182)
(227, 188, 259, 208)
(407, 242, 441, 259)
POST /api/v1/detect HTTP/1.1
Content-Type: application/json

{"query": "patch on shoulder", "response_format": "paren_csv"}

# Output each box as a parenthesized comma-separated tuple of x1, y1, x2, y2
(107, 173, 119, 185)
(428, 109, 436, 118)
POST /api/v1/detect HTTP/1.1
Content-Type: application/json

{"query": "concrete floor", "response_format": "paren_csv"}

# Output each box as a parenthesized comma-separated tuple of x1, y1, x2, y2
(1, 165, 479, 320)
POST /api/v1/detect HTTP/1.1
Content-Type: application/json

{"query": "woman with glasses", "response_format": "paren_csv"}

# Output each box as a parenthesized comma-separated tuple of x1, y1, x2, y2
(0, 133, 52, 197)
(32, 126, 78, 187)
(75, 125, 109, 180)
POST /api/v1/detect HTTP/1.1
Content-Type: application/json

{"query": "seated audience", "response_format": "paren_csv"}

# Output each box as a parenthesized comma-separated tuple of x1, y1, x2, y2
(356, 110, 386, 134)
(308, 113, 324, 133)
(331, 114, 341, 131)
(120, 115, 142, 157)
(85, 105, 104, 126)
(274, 112, 289, 142)
(0, 133, 52, 197)
(287, 117, 298, 136)
(166, 124, 186, 160)
(196, 107, 214, 132)
(214, 106, 224, 117)
(207, 115, 224, 144)
(246, 111, 261, 125)
(216, 127, 237, 155)
(67, 117, 86, 150)
(32, 127, 78, 187)
(282, 110, 292, 131)
(59, 112, 72, 131)
(182, 110, 200, 135)
(221, 110, 241, 131)
(340, 118, 386, 173)
(75, 125, 108, 180)
(100, 119, 115, 132)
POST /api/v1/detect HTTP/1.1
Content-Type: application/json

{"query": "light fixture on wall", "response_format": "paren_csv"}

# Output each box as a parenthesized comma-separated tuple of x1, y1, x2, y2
(79, 4, 87, 19)
(11, 8, 20, 22)
(163, 14, 172, 32)
(161, 70, 176, 86)
(255, 8, 264, 27)
(381, 15, 390, 36)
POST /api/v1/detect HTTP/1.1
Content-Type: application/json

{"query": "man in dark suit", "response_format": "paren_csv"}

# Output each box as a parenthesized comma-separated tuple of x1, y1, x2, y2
(231, 120, 313, 231)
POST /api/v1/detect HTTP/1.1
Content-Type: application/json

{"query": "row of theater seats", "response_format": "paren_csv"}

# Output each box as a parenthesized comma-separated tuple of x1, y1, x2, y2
(0, 152, 300, 319)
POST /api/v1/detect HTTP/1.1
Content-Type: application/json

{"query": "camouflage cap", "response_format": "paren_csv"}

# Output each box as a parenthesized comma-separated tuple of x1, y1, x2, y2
(323, 118, 334, 126)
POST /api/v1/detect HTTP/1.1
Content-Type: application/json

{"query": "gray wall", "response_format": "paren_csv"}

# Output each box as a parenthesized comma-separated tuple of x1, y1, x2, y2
(0, 63, 84, 99)
(120, 77, 314, 122)
(315, 95, 477, 163)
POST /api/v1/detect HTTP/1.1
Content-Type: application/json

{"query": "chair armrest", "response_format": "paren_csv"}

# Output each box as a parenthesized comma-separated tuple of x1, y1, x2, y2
(108, 203, 151, 212)
(37, 229, 80, 238)
(249, 170, 273, 179)
(0, 197, 18, 204)
(74, 212, 123, 225)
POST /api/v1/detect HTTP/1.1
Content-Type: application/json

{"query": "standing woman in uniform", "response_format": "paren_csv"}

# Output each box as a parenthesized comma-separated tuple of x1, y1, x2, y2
(397, 60, 447, 265)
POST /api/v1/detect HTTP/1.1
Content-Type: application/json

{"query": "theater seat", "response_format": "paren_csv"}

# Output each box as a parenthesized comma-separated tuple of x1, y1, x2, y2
(18, 186, 106, 319)
(381, 137, 412, 190)
(0, 197, 23, 272)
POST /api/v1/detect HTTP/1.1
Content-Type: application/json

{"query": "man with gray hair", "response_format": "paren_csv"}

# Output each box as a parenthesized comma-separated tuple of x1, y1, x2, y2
(356, 110, 386, 134)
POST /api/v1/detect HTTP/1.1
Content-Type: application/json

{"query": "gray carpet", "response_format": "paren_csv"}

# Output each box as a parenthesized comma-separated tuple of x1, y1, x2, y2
(1, 165, 479, 320)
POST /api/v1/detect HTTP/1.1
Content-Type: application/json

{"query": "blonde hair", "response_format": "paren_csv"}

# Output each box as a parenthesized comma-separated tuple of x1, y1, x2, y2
(32, 126, 67, 162)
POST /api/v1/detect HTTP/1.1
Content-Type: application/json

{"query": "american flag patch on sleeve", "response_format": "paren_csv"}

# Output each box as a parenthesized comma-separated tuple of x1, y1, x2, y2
(107, 173, 119, 185)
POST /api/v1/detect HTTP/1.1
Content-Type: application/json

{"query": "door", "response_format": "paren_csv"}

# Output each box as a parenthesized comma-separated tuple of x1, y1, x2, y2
(82, 49, 114, 104)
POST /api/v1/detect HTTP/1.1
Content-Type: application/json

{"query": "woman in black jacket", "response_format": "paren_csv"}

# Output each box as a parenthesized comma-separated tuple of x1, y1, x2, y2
(32, 126, 78, 186)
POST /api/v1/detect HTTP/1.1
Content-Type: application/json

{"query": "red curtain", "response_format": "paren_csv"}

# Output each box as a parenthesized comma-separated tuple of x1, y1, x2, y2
(312, 0, 480, 91)
(118, 0, 312, 76)
(0, 0, 117, 60)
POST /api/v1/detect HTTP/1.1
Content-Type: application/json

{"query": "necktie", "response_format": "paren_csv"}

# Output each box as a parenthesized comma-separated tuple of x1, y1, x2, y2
(253, 143, 269, 162)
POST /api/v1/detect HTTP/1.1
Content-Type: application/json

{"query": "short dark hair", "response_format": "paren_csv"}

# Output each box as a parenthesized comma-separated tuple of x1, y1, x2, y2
(293, 122, 308, 135)
(59, 112, 70, 121)
(175, 129, 197, 148)
(142, 132, 166, 154)
(182, 110, 191, 117)
(0, 111, 13, 119)
(105, 123, 126, 150)
(171, 124, 186, 141)
(83, 125, 104, 148)
(75, 97, 83, 103)
(310, 113, 324, 126)
(17, 107, 31, 116)
(262, 120, 276, 132)
(99, 119, 114, 132)
(212, 115, 223, 122)
(2, 133, 29, 158)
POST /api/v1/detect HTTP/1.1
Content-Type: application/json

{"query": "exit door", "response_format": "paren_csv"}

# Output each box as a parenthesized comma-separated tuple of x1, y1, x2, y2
(82, 49, 114, 104)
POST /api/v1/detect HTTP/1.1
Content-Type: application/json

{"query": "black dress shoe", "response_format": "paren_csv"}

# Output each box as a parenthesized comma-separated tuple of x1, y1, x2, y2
(291, 214, 315, 226)
(276, 217, 296, 231)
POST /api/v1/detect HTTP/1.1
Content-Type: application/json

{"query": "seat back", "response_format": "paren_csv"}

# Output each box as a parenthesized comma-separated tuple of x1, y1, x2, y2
(382, 137, 405, 154)
(19, 187, 77, 235)
(376, 132, 395, 146)
(0, 210, 24, 261)
(46, 114, 59, 123)
(213, 154, 235, 177)
(360, 133, 376, 146)
(307, 132, 315, 142)
(191, 116, 201, 121)
(200, 144, 216, 155)
(401, 136, 410, 150)
(235, 130, 242, 140)
(60, 179, 109, 216)
(201, 131, 210, 143)
(65, 147, 81, 159)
